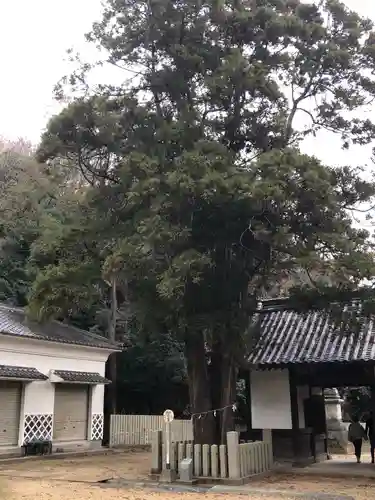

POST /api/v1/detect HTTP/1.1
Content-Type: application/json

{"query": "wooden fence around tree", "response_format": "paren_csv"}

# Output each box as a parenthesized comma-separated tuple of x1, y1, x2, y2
(151, 429, 274, 482)
(109, 414, 193, 447)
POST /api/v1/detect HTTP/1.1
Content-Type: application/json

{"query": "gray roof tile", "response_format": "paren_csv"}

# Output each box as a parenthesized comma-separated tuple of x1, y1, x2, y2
(53, 370, 110, 384)
(248, 304, 375, 366)
(0, 365, 47, 380)
(0, 304, 120, 350)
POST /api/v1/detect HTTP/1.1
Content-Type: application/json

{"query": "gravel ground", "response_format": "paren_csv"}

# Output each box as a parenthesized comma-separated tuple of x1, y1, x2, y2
(5, 478, 291, 500)
(0, 448, 150, 482)
(1, 449, 375, 499)
(250, 473, 375, 499)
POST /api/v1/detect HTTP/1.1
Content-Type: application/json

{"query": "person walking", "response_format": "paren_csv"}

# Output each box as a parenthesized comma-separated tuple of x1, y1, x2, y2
(348, 415, 367, 463)
(366, 412, 375, 464)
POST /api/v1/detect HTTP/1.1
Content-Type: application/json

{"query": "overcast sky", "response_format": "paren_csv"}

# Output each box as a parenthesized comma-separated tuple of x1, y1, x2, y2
(0, 0, 374, 179)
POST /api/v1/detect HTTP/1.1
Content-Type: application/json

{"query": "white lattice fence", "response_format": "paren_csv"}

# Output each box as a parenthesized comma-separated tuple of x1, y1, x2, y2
(91, 413, 104, 441)
(23, 414, 53, 444)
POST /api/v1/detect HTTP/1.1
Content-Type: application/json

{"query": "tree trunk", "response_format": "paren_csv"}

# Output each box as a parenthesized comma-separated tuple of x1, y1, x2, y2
(209, 344, 223, 444)
(102, 276, 118, 445)
(185, 331, 215, 444)
(210, 339, 237, 444)
(107, 354, 117, 414)
(108, 275, 118, 414)
(220, 354, 237, 444)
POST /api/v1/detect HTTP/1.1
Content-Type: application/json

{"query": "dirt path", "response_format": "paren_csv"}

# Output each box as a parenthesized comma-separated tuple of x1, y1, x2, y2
(0, 449, 150, 482)
(1, 450, 375, 499)
(251, 473, 375, 499)
(1, 476, 371, 500)
(5, 479, 287, 500)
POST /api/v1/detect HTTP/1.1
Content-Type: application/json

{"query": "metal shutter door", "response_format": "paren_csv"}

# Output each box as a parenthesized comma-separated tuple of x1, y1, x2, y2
(53, 385, 89, 441)
(0, 381, 21, 446)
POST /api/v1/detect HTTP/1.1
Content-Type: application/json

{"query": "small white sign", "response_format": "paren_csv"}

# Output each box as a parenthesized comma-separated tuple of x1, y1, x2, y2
(163, 409, 174, 423)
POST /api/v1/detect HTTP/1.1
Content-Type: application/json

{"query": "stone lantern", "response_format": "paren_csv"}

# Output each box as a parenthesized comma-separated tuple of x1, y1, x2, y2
(324, 388, 343, 422)
(324, 388, 348, 454)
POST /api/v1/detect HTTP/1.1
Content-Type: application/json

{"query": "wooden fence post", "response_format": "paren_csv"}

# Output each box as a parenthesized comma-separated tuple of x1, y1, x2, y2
(211, 444, 219, 477)
(262, 429, 273, 469)
(194, 444, 202, 476)
(202, 444, 210, 476)
(219, 444, 228, 478)
(151, 430, 162, 474)
(227, 431, 241, 479)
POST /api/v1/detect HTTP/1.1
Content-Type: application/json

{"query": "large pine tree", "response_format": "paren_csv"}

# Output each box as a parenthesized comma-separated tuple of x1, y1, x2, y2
(34, 0, 375, 443)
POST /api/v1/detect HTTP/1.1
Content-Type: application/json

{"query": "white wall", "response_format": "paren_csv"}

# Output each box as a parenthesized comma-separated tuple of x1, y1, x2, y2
(0, 335, 111, 414)
(251, 369, 292, 430)
(0, 335, 113, 446)
(23, 380, 55, 414)
(91, 384, 105, 414)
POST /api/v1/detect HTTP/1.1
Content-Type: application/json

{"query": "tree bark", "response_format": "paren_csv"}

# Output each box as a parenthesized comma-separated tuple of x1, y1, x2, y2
(185, 331, 215, 444)
(103, 276, 118, 445)
(209, 346, 223, 444)
(108, 275, 118, 414)
(210, 339, 237, 443)
(220, 354, 237, 444)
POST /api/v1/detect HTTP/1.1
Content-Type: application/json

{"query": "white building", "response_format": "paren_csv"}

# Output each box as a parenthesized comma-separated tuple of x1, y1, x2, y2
(0, 304, 119, 456)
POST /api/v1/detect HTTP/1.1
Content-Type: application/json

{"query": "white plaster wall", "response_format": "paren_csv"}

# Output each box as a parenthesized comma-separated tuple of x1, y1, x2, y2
(91, 384, 105, 414)
(251, 369, 292, 430)
(23, 381, 55, 414)
(0, 336, 111, 416)
(0, 336, 110, 375)
(0, 335, 113, 446)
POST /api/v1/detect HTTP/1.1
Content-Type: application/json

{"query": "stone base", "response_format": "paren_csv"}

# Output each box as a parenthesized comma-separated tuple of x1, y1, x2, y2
(53, 440, 91, 454)
(176, 479, 199, 485)
(150, 472, 275, 486)
(160, 468, 177, 483)
(0, 446, 23, 459)
(326, 419, 349, 455)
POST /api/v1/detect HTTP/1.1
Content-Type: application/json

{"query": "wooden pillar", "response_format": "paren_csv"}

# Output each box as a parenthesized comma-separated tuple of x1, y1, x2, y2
(308, 384, 315, 460)
(371, 378, 375, 439)
(322, 387, 329, 458)
(289, 367, 300, 463)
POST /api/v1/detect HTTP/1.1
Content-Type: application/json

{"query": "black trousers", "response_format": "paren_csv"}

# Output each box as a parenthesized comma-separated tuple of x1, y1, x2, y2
(353, 439, 362, 459)
(371, 438, 375, 461)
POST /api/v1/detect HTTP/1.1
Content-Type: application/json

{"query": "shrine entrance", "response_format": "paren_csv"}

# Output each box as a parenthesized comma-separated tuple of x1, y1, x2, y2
(245, 298, 375, 466)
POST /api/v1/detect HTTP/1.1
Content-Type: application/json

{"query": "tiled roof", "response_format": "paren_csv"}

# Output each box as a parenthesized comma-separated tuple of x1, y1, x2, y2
(53, 370, 110, 384)
(0, 365, 47, 381)
(248, 302, 375, 366)
(0, 304, 120, 350)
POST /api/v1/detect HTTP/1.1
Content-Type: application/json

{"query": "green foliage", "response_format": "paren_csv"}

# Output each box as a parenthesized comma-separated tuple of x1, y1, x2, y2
(0, 139, 57, 305)
(341, 387, 371, 421)
(56, 0, 375, 152)
(31, 0, 375, 440)
(117, 330, 188, 415)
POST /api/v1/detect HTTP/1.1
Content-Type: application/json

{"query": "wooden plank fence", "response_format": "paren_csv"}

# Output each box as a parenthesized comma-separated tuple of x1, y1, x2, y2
(239, 441, 272, 477)
(109, 414, 193, 447)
